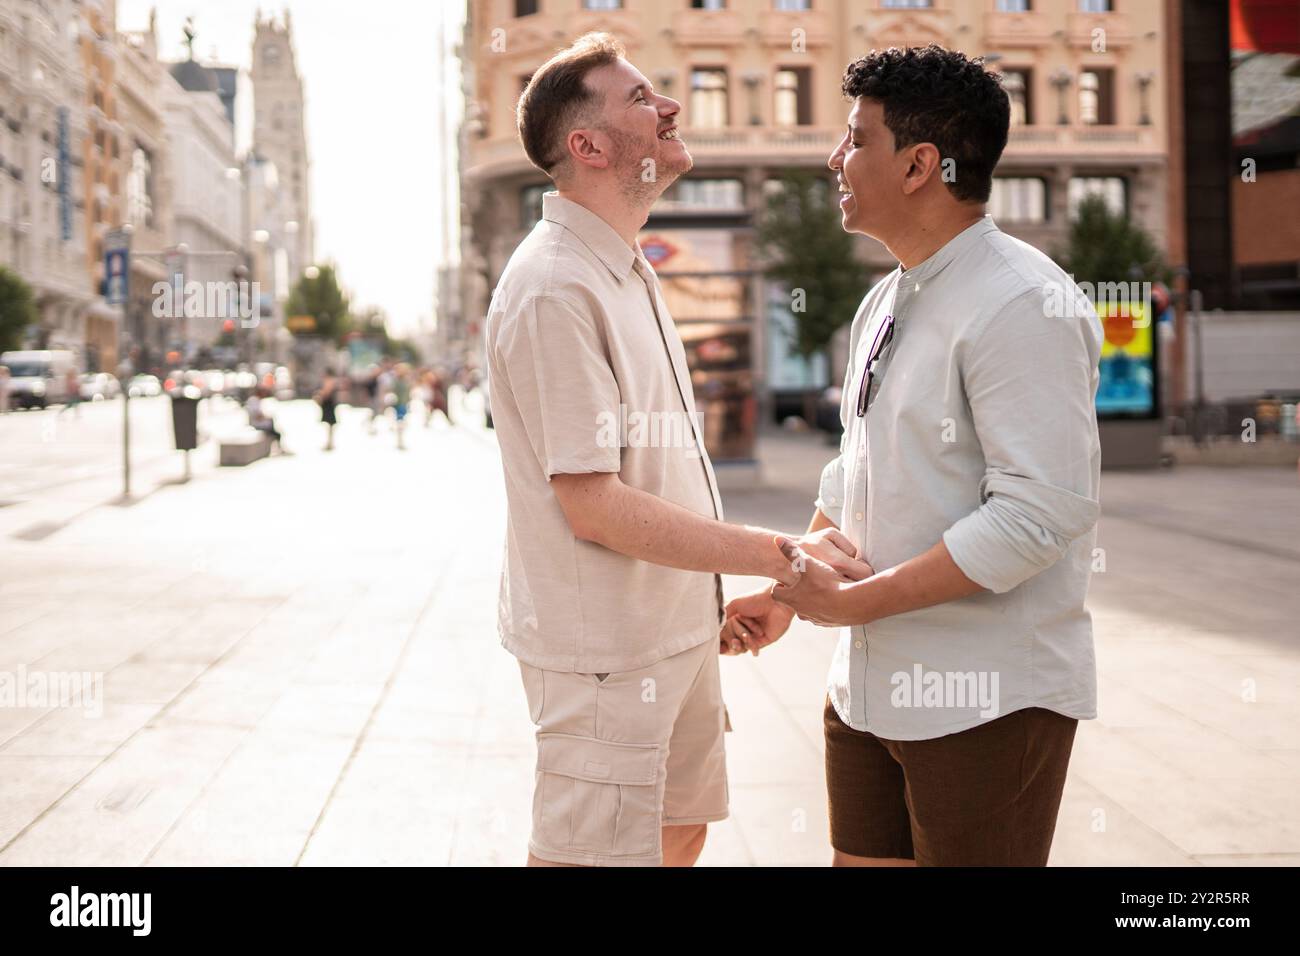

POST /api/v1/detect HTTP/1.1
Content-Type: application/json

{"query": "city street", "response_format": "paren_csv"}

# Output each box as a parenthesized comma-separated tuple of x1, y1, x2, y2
(0, 401, 1296, 866)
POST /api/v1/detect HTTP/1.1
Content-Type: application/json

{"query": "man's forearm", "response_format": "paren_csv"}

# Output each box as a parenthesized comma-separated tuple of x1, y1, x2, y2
(583, 480, 789, 579)
(841, 538, 984, 624)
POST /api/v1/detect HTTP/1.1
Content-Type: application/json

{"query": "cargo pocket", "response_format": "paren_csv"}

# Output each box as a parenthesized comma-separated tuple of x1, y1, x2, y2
(534, 733, 661, 858)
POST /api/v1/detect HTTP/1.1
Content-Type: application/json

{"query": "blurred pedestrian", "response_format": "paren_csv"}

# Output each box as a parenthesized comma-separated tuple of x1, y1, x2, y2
(392, 363, 411, 450)
(0, 366, 10, 414)
(424, 368, 453, 427)
(363, 365, 381, 434)
(315, 373, 340, 451)
(246, 386, 285, 454)
(59, 368, 81, 417)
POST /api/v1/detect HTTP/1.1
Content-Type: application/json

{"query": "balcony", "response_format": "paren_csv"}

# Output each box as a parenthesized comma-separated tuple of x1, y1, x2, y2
(757, 9, 831, 49)
(983, 10, 1052, 49)
(1066, 11, 1133, 50)
(465, 127, 844, 182)
(668, 9, 745, 48)
(1003, 125, 1163, 162)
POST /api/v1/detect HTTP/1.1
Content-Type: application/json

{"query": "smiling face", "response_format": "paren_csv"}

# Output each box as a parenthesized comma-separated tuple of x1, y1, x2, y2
(582, 57, 692, 194)
(828, 97, 909, 240)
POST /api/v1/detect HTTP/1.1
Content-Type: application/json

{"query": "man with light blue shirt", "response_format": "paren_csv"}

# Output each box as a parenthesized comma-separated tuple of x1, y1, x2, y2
(721, 45, 1103, 867)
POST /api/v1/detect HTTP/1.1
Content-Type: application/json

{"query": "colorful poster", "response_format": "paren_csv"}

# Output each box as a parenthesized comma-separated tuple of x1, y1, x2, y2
(1096, 301, 1156, 417)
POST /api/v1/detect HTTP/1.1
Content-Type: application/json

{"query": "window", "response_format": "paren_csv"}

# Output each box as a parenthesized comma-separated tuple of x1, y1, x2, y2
(881, 0, 933, 8)
(521, 184, 547, 227)
(692, 0, 727, 8)
(774, 67, 812, 126)
(1078, 68, 1115, 125)
(1078, 0, 1112, 11)
(263, 44, 279, 67)
(662, 178, 744, 210)
(690, 69, 729, 128)
(514, 0, 539, 15)
(988, 177, 1047, 222)
(582, 0, 622, 9)
(996, 0, 1031, 10)
(773, 0, 810, 10)
(1068, 176, 1125, 218)
(1001, 69, 1032, 126)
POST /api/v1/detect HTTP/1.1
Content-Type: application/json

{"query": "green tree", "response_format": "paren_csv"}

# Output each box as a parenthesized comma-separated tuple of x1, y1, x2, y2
(756, 170, 865, 375)
(285, 264, 351, 342)
(1052, 194, 1170, 289)
(0, 265, 38, 353)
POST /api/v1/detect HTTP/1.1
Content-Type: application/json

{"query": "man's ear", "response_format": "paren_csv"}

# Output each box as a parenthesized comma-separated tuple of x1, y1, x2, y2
(566, 128, 609, 172)
(901, 142, 942, 196)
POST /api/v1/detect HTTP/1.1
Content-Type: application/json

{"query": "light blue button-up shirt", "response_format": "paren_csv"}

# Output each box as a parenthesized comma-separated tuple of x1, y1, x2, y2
(816, 217, 1103, 741)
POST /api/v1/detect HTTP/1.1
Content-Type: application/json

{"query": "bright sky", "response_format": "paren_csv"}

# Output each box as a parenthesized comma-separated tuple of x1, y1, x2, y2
(116, 0, 463, 338)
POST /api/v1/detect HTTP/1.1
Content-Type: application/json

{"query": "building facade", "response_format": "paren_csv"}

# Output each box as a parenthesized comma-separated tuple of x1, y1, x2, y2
(161, 59, 242, 360)
(460, 0, 1171, 458)
(251, 11, 312, 286)
(115, 10, 171, 371)
(0, 0, 93, 362)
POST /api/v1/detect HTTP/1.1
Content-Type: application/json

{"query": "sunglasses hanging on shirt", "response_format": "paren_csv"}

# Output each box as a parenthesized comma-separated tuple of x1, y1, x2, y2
(856, 314, 896, 418)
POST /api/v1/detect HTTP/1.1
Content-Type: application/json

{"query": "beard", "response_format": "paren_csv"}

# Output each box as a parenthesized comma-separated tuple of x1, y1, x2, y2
(598, 123, 693, 206)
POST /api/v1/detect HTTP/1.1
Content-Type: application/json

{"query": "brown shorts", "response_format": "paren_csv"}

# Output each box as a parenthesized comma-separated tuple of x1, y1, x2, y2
(824, 697, 1077, 866)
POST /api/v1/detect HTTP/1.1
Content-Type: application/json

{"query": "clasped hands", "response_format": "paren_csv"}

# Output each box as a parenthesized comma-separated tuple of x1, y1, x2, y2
(719, 528, 874, 656)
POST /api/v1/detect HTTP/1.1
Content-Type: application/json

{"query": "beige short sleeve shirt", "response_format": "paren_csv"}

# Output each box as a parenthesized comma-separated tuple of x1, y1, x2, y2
(486, 192, 725, 673)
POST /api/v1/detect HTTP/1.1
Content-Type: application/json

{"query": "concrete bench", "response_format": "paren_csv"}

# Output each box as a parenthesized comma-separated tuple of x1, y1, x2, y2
(219, 429, 272, 467)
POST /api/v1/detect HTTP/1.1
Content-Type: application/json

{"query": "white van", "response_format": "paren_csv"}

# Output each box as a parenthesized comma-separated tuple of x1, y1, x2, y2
(0, 350, 77, 409)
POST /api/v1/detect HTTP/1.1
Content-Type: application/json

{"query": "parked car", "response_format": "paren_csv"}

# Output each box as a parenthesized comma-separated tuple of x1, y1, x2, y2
(273, 366, 294, 401)
(127, 374, 162, 398)
(0, 349, 76, 409)
(79, 372, 120, 401)
(225, 369, 257, 402)
(202, 369, 226, 397)
(816, 385, 844, 437)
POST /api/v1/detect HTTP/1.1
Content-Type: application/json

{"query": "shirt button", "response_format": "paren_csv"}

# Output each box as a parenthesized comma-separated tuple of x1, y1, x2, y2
(854, 641, 863, 649)
(855, 512, 864, 522)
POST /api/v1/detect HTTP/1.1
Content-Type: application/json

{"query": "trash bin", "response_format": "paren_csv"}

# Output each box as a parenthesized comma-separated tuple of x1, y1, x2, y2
(171, 391, 200, 450)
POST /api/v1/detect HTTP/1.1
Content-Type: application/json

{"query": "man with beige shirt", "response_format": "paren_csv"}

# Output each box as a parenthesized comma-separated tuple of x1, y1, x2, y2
(486, 33, 866, 867)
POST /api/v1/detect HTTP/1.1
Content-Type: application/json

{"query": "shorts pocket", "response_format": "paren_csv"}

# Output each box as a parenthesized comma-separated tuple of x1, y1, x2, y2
(535, 733, 661, 858)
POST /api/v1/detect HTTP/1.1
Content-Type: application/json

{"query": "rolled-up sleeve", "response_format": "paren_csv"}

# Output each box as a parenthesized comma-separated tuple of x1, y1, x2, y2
(493, 293, 623, 478)
(942, 288, 1101, 594)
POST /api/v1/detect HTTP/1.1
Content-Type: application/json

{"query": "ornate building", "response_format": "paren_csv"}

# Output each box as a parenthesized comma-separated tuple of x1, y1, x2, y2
(251, 10, 312, 285)
(460, 0, 1171, 457)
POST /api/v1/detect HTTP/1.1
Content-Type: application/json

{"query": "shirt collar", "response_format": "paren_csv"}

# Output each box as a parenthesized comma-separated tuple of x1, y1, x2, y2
(541, 191, 639, 282)
(899, 215, 998, 283)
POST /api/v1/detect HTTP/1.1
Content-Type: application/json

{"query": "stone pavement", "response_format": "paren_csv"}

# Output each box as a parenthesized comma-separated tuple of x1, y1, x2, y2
(0, 402, 1296, 866)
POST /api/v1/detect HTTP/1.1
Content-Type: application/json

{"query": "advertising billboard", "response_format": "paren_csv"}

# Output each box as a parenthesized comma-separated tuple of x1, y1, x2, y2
(1096, 301, 1158, 419)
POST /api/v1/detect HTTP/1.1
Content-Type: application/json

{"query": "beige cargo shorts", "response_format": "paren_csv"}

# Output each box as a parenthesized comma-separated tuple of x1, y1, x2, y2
(518, 636, 731, 866)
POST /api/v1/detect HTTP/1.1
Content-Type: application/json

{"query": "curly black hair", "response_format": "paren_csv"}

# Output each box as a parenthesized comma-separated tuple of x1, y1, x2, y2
(841, 45, 1010, 203)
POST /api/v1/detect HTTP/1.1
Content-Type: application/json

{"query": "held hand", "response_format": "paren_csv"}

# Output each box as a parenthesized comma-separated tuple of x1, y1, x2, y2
(770, 536, 873, 627)
(719, 588, 796, 656)
(793, 528, 875, 582)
